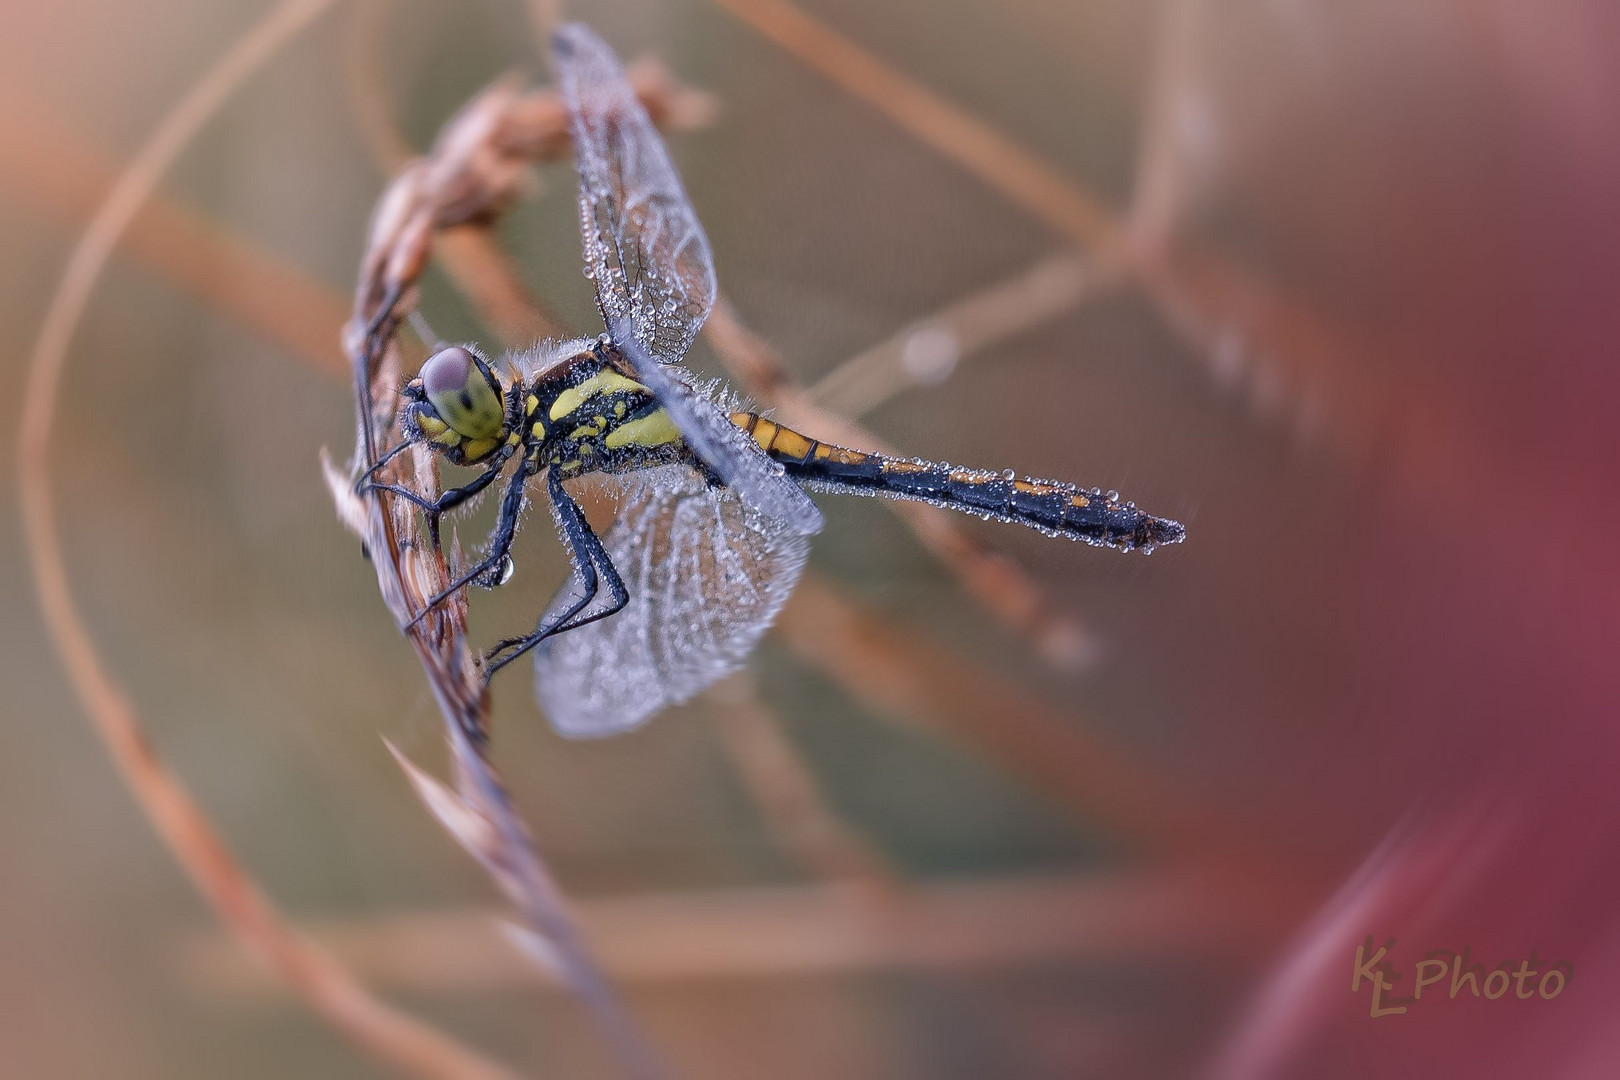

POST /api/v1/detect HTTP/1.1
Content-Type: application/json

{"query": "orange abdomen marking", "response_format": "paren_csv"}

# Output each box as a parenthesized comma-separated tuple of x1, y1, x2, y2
(727, 411, 1182, 550)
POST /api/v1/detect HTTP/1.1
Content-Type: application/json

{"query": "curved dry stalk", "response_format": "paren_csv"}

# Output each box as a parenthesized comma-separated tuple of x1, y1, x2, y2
(338, 76, 666, 1080)
(14, 2, 517, 1078)
(712, 0, 1120, 251)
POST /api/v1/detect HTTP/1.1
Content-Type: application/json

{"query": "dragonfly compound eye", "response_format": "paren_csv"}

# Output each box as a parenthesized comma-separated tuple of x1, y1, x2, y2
(421, 346, 505, 440)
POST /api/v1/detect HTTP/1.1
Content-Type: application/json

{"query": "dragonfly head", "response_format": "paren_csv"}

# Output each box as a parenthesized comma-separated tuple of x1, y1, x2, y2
(404, 345, 510, 464)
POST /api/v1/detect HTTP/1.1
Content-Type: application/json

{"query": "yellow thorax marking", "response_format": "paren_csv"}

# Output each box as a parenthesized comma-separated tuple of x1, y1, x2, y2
(548, 370, 647, 422)
(461, 437, 499, 461)
(568, 415, 609, 441)
(603, 408, 681, 450)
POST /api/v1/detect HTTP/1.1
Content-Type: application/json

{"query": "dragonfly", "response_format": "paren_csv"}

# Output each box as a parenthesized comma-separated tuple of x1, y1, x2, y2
(363, 23, 1185, 737)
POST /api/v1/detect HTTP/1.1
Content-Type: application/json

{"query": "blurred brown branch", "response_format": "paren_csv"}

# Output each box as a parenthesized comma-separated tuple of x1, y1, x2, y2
(707, 673, 904, 907)
(1127, 0, 1208, 254)
(0, 98, 349, 378)
(776, 574, 1232, 856)
(710, 0, 1386, 450)
(185, 866, 1282, 994)
(14, 2, 518, 1078)
(808, 251, 1118, 419)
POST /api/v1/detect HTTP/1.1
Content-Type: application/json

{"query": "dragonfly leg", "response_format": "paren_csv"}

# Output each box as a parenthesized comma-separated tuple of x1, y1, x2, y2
(353, 438, 415, 491)
(403, 456, 534, 631)
(366, 447, 517, 559)
(481, 471, 629, 681)
(365, 447, 511, 517)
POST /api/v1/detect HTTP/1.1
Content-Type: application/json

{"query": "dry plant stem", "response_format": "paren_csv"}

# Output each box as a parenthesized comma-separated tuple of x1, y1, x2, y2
(343, 78, 665, 1080)
(14, 2, 518, 1078)
(708, 674, 903, 906)
(712, 0, 1120, 251)
(1127, 0, 1207, 253)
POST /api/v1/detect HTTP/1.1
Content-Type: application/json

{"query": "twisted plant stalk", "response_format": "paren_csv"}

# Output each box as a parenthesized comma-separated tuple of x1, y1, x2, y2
(330, 73, 709, 1080)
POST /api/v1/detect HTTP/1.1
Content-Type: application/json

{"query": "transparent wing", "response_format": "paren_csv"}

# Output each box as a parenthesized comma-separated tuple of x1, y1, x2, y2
(554, 22, 714, 366)
(618, 324, 824, 534)
(554, 23, 822, 535)
(534, 466, 811, 738)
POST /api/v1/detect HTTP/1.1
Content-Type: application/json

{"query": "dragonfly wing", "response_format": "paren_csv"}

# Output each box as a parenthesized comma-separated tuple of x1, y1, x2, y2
(553, 23, 715, 366)
(533, 466, 811, 738)
(619, 324, 824, 535)
(553, 24, 823, 536)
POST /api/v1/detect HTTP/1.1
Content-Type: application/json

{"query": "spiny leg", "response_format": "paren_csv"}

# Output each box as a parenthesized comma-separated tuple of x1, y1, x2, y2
(365, 445, 514, 521)
(404, 455, 536, 631)
(369, 456, 507, 555)
(354, 438, 416, 490)
(482, 471, 630, 680)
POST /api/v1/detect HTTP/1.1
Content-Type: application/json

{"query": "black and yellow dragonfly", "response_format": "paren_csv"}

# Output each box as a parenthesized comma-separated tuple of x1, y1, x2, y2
(365, 24, 1184, 736)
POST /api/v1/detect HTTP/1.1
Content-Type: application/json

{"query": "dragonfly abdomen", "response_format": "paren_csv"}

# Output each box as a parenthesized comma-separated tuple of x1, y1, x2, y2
(729, 412, 1185, 552)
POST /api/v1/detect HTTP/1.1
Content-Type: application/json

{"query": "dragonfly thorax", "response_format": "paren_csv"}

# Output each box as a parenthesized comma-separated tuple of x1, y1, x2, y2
(524, 343, 685, 480)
